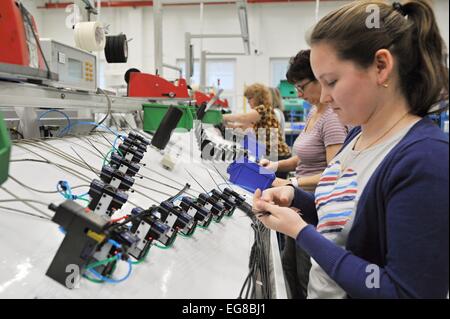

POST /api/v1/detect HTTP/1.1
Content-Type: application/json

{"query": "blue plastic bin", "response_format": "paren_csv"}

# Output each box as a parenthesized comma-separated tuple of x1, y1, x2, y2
(227, 159, 275, 193)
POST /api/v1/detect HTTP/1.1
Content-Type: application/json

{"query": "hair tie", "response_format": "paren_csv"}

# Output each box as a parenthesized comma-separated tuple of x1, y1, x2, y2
(392, 2, 406, 16)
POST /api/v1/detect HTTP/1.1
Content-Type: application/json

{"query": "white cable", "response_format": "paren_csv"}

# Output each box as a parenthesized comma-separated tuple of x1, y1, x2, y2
(74, 21, 106, 52)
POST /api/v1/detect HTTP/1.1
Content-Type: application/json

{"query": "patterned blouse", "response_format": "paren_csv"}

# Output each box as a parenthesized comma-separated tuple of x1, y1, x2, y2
(253, 104, 291, 157)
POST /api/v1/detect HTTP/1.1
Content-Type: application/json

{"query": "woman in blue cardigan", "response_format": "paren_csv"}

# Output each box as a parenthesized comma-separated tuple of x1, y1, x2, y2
(253, 0, 449, 298)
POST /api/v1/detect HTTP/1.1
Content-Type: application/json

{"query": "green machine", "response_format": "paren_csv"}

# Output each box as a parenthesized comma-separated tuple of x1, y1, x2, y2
(0, 111, 11, 185)
(143, 103, 195, 132)
(142, 103, 223, 133)
(278, 80, 298, 98)
(278, 80, 304, 113)
(278, 80, 309, 122)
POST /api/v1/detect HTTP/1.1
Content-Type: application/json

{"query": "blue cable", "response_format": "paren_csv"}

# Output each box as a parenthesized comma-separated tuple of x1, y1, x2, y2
(85, 253, 122, 270)
(172, 195, 185, 202)
(107, 239, 122, 249)
(88, 260, 133, 284)
(57, 180, 89, 200)
(112, 134, 126, 153)
(38, 109, 71, 137)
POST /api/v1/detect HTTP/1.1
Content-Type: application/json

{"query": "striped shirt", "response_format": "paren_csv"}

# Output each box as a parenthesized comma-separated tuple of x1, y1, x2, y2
(308, 121, 419, 299)
(293, 107, 347, 178)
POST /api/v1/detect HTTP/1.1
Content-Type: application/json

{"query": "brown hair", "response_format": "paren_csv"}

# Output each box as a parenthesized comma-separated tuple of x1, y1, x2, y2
(244, 83, 272, 109)
(269, 87, 284, 111)
(309, 0, 449, 117)
(286, 49, 316, 84)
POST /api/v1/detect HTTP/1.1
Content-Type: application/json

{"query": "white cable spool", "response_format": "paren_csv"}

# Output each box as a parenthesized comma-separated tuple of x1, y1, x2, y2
(74, 21, 106, 52)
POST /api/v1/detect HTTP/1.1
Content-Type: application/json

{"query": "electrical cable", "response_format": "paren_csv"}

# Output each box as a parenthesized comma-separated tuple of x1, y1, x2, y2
(238, 220, 272, 299)
(142, 166, 201, 194)
(99, 132, 116, 148)
(38, 109, 71, 137)
(88, 260, 133, 284)
(19, 140, 99, 175)
(81, 136, 201, 196)
(0, 186, 53, 219)
(118, 114, 144, 136)
(130, 246, 151, 265)
(83, 275, 104, 284)
(129, 187, 160, 206)
(60, 121, 122, 138)
(106, 207, 152, 231)
(85, 254, 120, 270)
(0, 198, 51, 207)
(184, 169, 208, 194)
(82, 134, 116, 154)
(135, 172, 197, 197)
(8, 175, 89, 194)
(13, 145, 94, 183)
(94, 88, 112, 131)
(0, 205, 52, 221)
(9, 128, 24, 139)
(55, 137, 105, 161)
(57, 180, 89, 202)
(23, 140, 104, 179)
(77, 136, 105, 157)
(212, 164, 232, 188)
(70, 146, 100, 177)
(83, 133, 201, 196)
(167, 183, 190, 202)
(205, 167, 220, 189)
(10, 158, 91, 185)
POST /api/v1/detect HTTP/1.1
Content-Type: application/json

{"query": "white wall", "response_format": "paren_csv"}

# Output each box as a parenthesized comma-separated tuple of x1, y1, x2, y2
(27, 0, 450, 112)
(434, 0, 449, 59)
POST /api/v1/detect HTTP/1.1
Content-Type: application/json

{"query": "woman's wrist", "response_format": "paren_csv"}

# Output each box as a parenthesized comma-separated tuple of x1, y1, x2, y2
(289, 176, 299, 188)
(289, 218, 308, 239)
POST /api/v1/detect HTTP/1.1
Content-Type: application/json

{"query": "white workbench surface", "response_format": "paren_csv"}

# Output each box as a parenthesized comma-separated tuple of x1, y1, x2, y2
(0, 128, 287, 299)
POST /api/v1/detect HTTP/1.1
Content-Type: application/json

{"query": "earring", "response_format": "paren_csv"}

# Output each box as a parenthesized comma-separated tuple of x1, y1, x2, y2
(382, 82, 389, 88)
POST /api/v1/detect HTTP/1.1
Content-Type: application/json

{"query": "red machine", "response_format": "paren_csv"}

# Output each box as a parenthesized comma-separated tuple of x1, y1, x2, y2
(128, 72, 190, 99)
(194, 91, 229, 108)
(0, 0, 45, 69)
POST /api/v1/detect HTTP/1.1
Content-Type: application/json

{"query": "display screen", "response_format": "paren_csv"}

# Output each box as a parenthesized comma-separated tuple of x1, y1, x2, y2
(68, 58, 83, 80)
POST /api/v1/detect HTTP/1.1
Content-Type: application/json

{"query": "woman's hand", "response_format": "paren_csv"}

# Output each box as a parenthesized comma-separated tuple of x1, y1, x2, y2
(255, 185, 295, 207)
(253, 189, 307, 238)
(272, 177, 291, 187)
(259, 159, 278, 172)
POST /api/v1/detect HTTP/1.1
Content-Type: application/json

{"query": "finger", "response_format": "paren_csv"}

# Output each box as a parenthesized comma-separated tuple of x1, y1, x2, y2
(253, 189, 265, 212)
(253, 198, 270, 213)
(280, 194, 292, 205)
(260, 189, 274, 201)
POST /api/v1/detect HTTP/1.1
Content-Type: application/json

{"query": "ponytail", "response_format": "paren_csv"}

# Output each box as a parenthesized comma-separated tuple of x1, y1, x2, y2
(309, 0, 448, 116)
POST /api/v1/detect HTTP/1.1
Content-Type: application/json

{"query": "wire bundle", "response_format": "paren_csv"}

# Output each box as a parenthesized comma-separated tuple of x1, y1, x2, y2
(238, 220, 272, 299)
